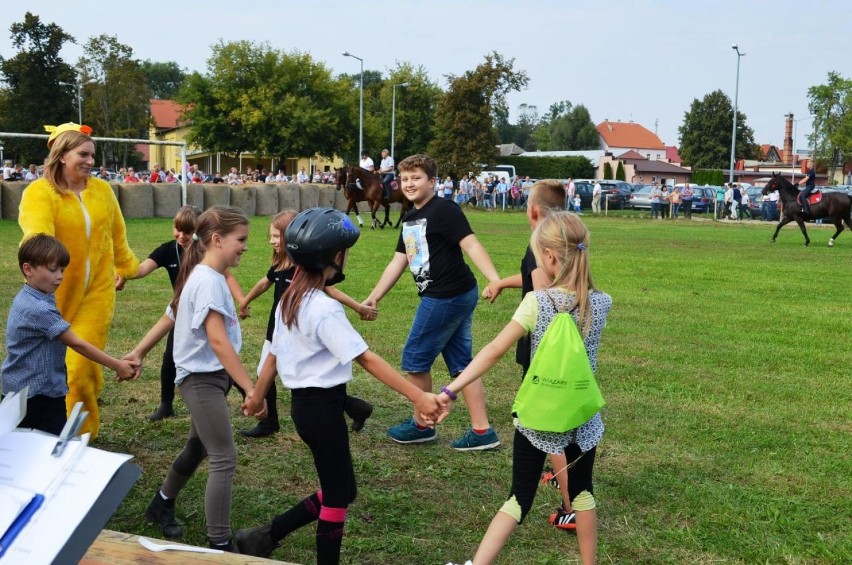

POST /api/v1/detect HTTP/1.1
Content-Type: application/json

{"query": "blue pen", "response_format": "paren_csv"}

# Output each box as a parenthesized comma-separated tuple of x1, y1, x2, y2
(0, 493, 45, 558)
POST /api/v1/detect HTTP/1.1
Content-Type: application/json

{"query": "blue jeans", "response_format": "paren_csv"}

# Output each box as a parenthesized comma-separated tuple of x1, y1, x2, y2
(401, 286, 478, 375)
(651, 202, 660, 218)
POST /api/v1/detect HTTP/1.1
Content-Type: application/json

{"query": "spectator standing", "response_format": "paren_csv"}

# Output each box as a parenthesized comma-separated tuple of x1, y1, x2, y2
(681, 183, 694, 219)
(565, 177, 575, 209)
(25, 164, 39, 181)
(659, 185, 670, 219)
(124, 168, 140, 183)
(767, 187, 780, 221)
(296, 167, 309, 183)
(670, 186, 682, 219)
(732, 184, 742, 220)
(650, 183, 662, 219)
(443, 176, 454, 200)
(150, 163, 162, 183)
(2, 159, 13, 180)
(591, 181, 601, 214)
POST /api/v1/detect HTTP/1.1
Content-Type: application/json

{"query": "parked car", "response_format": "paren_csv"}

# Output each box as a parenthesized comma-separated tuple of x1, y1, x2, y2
(745, 187, 765, 219)
(629, 185, 655, 210)
(598, 180, 633, 210)
(674, 185, 714, 214)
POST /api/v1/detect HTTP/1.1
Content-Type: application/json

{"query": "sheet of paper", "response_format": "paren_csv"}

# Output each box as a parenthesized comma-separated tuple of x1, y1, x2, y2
(0, 390, 26, 436)
(0, 431, 132, 563)
(0, 485, 36, 537)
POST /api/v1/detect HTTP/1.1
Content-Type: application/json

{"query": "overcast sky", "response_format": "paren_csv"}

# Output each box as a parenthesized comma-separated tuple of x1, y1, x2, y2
(4, 0, 850, 151)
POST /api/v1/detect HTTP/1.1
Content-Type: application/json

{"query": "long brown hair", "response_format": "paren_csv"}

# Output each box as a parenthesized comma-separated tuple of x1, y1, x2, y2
(43, 131, 94, 193)
(170, 206, 248, 313)
(279, 265, 328, 329)
(531, 211, 595, 336)
(270, 210, 296, 271)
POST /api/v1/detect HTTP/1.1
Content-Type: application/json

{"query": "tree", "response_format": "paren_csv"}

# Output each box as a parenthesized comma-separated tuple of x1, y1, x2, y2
(531, 100, 598, 151)
(179, 41, 356, 161)
(615, 161, 625, 181)
(376, 63, 441, 161)
(78, 35, 152, 168)
(807, 71, 852, 181)
(140, 60, 186, 99)
(429, 52, 528, 176)
(678, 89, 757, 169)
(603, 162, 613, 180)
(0, 12, 76, 163)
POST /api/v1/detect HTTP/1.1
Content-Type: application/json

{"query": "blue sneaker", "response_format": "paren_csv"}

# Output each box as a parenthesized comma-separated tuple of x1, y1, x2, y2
(450, 428, 500, 451)
(388, 418, 437, 444)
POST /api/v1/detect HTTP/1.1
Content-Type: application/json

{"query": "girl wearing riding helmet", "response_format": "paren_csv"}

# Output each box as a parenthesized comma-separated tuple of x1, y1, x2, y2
(237, 208, 443, 564)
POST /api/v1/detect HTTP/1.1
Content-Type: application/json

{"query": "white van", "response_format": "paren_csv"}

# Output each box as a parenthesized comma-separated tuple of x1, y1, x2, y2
(475, 164, 517, 184)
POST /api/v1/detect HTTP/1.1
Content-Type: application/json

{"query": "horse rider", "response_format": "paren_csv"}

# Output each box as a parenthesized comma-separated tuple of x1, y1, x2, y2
(379, 149, 395, 201)
(356, 150, 375, 190)
(798, 161, 816, 215)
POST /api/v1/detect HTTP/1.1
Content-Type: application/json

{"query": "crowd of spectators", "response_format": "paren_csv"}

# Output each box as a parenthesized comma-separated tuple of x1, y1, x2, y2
(442, 174, 533, 211)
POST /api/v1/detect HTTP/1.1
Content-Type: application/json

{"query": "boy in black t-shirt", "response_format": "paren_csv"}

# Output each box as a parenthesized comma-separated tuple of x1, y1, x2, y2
(364, 154, 502, 451)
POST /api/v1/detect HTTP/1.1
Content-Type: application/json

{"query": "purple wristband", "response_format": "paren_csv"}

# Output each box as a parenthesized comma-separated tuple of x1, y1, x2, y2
(440, 386, 457, 401)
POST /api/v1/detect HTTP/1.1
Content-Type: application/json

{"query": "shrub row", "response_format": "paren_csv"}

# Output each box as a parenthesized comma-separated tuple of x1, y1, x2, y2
(500, 155, 596, 180)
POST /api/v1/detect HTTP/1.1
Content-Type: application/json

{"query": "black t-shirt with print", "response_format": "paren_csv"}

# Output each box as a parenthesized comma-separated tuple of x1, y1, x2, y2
(516, 244, 536, 370)
(148, 240, 183, 288)
(395, 196, 476, 298)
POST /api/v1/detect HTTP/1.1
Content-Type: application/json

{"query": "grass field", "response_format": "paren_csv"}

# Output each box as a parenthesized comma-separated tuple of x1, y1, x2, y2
(0, 209, 850, 564)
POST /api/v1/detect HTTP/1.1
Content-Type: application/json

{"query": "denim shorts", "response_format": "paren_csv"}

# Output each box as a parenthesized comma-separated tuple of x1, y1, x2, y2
(401, 285, 478, 375)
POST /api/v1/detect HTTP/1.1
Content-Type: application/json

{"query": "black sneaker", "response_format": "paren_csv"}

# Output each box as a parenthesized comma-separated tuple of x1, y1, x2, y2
(345, 397, 374, 432)
(209, 538, 240, 553)
(145, 492, 183, 539)
(148, 404, 175, 422)
(239, 424, 279, 438)
(235, 523, 278, 557)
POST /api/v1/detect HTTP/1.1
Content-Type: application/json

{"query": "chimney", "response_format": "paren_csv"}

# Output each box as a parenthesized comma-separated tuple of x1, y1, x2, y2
(784, 113, 794, 164)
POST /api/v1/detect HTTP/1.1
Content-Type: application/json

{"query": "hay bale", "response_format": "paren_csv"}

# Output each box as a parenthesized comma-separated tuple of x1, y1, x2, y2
(153, 184, 182, 218)
(299, 183, 320, 210)
(203, 183, 230, 209)
(255, 183, 279, 216)
(278, 184, 300, 211)
(118, 183, 154, 218)
(185, 183, 204, 209)
(230, 185, 257, 216)
(1, 182, 26, 221)
(318, 185, 337, 209)
(333, 186, 350, 211)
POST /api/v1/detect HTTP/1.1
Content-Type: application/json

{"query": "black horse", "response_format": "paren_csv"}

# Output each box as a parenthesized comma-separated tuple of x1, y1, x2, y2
(762, 173, 852, 247)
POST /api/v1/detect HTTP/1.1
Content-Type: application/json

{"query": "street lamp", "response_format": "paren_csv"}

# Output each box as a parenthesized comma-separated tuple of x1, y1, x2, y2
(788, 113, 815, 183)
(391, 82, 411, 161)
(728, 44, 745, 184)
(59, 75, 95, 124)
(342, 51, 364, 159)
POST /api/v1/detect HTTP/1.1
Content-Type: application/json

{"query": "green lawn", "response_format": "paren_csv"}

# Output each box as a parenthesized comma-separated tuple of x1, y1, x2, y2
(0, 210, 849, 564)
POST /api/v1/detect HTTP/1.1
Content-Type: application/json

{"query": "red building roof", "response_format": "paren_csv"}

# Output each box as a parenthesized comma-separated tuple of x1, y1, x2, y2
(597, 120, 665, 149)
(150, 99, 185, 130)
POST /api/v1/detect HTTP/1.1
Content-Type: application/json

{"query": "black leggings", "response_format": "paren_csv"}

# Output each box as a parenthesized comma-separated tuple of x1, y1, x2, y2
(160, 328, 177, 406)
(509, 429, 596, 523)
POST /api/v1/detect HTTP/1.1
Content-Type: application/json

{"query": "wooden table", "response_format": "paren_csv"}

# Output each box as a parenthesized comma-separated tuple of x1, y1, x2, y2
(80, 529, 298, 564)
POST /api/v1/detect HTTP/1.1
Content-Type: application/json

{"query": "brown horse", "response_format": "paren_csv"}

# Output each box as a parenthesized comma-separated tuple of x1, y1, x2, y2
(762, 173, 852, 247)
(344, 166, 411, 229)
(334, 166, 368, 227)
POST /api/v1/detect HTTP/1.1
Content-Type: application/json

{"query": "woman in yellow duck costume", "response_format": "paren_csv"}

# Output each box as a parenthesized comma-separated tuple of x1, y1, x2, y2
(19, 123, 139, 439)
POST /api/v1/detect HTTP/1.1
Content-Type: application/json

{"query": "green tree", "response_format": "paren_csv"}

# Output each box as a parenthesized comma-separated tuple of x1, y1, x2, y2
(532, 100, 598, 150)
(678, 89, 757, 169)
(603, 161, 613, 179)
(615, 160, 625, 181)
(78, 35, 152, 168)
(376, 63, 441, 162)
(807, 71, 852, 181)
(429, 52, 528, 176)
(0, 12, 76, 164)
(140, 60, 186, 99)
(180, 41, 356, 162)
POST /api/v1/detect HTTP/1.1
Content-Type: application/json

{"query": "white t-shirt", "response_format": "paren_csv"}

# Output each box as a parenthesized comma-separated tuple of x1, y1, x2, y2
(380, 156, 394, 173)
(171, 265, 242, 384)
(360, 157, 374, 170)
(271, 290, 367, 389)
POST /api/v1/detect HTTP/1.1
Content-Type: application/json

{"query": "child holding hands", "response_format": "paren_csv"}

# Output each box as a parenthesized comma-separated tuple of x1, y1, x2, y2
(441, 211, 611, 565)
(126, 207, 264, 552)
(236, 208, 443, 564)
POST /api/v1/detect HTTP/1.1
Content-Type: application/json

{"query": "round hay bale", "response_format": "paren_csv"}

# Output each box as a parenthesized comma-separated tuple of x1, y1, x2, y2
(153, 184, 182, 218)
(333, 186, 350, 211)
(203, 183, 230, 209)
(318, 185, 337, 209)
(299, 183, 320, 210)
(185, 183, 204, 209)
(118, 183, 154, 218)
(1, 182, 25, 221)
(255, 183, 279, 216)
(230, 185, 257, 216)
(277, 184, 300, 211)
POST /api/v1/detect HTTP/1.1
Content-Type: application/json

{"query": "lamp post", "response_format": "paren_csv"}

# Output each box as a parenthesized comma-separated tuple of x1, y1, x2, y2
(342, 51, 364, 159)
(789, 113, 815, 183)
(59, 76, 95, 124)
(728, 44, 745, 184)
(391, 82, 410, 161)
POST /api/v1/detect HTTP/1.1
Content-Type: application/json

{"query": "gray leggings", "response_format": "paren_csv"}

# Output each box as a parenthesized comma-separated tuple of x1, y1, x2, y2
(161, 370, 236, 544)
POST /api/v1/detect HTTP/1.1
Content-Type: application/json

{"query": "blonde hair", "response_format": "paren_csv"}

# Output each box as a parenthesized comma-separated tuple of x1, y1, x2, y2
(528, 179, 566, 212)
(269, 210, 297, 270)
(531, 211, 595, 335)
(43, 131, 94, 194)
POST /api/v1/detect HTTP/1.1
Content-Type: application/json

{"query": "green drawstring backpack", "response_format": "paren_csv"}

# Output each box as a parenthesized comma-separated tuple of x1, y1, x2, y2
(512, 292, 605, 433)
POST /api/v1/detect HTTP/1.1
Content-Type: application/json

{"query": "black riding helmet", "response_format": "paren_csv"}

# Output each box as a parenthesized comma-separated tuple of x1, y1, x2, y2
(285, 208, 360, 272)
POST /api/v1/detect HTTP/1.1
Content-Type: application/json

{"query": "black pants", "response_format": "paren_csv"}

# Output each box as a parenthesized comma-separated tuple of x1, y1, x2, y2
(682, 199, 692, 218)
(508, 429, 596, 522)
(19, 394, 66, 435)
(160, 328, 177, 406)
(381, 174, 394, 200)
(292, 384, 357, 509)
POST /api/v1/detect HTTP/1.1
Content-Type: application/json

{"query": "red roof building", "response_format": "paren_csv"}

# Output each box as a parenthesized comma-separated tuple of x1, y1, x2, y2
(596, 120, 666, 160)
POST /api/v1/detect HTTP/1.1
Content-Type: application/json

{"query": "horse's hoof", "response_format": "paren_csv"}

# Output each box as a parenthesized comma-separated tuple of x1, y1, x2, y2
(770, 239, 776, 243)
(828, 239, 835, 247)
